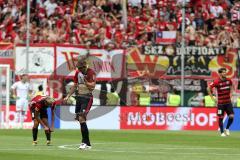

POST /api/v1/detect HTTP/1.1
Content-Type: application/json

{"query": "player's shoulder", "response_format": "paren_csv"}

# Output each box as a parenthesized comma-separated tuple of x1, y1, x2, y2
(31, 95, 47, 102)
(74, 69, 80, 74)
(226, 78, 233, 84)
(87, 68, 96, 75)
(13, 81, 21, 85)
(211, 79, 219, 84)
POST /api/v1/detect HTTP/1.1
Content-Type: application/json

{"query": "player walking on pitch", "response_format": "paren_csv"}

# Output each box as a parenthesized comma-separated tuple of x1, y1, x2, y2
(11, 74, 33, 128)
(29, 95, 56, 145)
(207, 68, 234, 137)
(64, 57, 96, 150)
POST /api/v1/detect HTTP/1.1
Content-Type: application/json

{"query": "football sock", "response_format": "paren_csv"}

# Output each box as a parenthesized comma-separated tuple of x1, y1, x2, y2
(218, 117, 224, 133)
(226, 117, 234, 129)
(32, 128, 38, 141)
(45, 130, 51, 141)
(80, 122, 91, 146)
(20, 112, 25, 128)
(16, 112, 20, 123)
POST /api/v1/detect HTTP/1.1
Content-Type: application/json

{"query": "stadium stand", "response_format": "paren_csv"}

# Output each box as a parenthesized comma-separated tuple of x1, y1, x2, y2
(0, 0, 239, 48)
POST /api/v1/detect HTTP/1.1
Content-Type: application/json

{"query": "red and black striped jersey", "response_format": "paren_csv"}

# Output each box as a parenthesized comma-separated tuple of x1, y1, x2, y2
(29, 95, 56, 110)
(209, 78, 232, 105)
(73, 68, 96, 85)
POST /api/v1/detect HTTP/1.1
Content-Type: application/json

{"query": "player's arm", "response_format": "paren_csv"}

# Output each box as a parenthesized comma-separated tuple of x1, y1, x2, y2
(64, 83, 77, 101)
(34, 109, 49, 130)
(207, 82, 216, 102)
(64, 70, 79, 101)
(50, 107, 55, 132)
(28, 84, 34, 99)
(10, 83, 17, 99)
(12, 89, 17, 99)
(84, 74, 96, 91)
(230, 80, 234, 101)
(84, 79, 96, 91)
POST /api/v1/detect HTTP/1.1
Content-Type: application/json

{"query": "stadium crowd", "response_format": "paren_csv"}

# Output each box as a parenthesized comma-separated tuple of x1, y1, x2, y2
(0, 0, 239, 48)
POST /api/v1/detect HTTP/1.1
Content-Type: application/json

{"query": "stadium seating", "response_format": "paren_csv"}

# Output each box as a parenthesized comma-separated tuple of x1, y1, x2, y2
(0, 0, 239, 48)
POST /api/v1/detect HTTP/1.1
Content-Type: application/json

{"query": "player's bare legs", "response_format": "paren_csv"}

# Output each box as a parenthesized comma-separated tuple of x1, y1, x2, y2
(32, 119, 39, 145)
(225, 114, 234, 136)
(42, 118, 51, 145)
(78, 113, 91, 149)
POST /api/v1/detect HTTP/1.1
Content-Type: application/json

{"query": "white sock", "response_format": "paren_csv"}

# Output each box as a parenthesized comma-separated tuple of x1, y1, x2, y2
(20, 112, 26, 128)
(16, 112, 20, 123)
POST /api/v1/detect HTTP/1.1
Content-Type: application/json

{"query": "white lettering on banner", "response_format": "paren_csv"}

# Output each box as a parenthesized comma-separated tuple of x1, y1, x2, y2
(8, 111, 17, 122)
(190, 113, 217, 126)
(195, 113, 208, 126)
(142, 113, 155, 126)
(93, 61, 115, 72)
(127, 112, 141, 125)
(56, 46, 124, 80)
(3, 111, 29, 123)
(143, 45, 164, 55)
(155, 113, 165, 125)
(176, 46, 224, 56)
(0, 50, 13, 57)
(209, 114, 217, 126)
(126, 112, 217, 127)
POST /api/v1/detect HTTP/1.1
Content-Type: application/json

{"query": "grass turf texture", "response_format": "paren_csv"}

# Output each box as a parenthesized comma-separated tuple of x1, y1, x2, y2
(0, 130, 240, 160)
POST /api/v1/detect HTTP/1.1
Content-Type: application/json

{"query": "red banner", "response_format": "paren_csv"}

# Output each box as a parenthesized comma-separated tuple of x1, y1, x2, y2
(0, 43, 14, 70)
(120, 107, 218, 130)
(1, 105, 33, 129)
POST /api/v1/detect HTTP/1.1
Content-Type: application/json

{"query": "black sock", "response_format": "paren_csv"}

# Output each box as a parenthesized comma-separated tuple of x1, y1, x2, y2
(219, 117, 224, 133)
(32, 128, 38, 141)
(80, 122, 90, 146)
(226, 117, 234, 129)
(45, 130, 51, 141)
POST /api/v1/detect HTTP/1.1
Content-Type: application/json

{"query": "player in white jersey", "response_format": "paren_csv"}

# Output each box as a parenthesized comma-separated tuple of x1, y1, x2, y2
(11, 74, 33, 128)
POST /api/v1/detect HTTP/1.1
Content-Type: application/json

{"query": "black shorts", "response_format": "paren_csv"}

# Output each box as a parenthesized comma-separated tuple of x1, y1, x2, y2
(31, 107, 48, 120)
(217, 103, 234, 117)
(75, 95, 93, 116)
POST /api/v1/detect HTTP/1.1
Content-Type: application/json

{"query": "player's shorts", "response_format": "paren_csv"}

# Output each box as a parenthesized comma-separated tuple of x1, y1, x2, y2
(75, 94, 93, 119)
(31, 107, 48, 120)
(16, 98, 28, 112)
(217, 103, 234, 117)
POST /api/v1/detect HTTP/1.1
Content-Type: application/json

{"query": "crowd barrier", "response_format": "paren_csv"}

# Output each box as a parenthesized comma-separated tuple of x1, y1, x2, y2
(1, 106, 240, 131)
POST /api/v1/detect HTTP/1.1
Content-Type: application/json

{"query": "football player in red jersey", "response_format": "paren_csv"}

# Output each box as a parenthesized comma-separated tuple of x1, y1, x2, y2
(207, 68, 234, 137)
(29, 95, 56, 145)
(64, 57, 96, 150)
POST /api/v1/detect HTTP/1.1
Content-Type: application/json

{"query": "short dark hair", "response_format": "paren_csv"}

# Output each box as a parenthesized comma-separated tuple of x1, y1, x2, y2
(38, 85, 43, 91)
(218, 68, 227, 73)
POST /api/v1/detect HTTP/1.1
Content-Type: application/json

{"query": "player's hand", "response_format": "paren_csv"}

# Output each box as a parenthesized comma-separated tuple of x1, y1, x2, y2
(83, 77, 88, 83)
(12, 95, 17, 100)
(63, 96, 70, 104)
(44, 126, 50, 131)
(50, 127, 54, 132)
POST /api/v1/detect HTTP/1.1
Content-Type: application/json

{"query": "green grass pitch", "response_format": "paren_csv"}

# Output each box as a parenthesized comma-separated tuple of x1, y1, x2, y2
(0, 129, 240, 160)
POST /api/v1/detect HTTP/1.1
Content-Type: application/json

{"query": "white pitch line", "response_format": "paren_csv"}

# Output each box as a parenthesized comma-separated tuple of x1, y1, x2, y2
(0, 148, 56, 151)
(57, 143, 240, 156)
(90, 149, 240, 156)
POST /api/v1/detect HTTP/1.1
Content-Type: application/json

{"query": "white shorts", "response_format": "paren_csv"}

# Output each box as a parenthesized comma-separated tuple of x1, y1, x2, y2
(16, 98, 29, 112)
